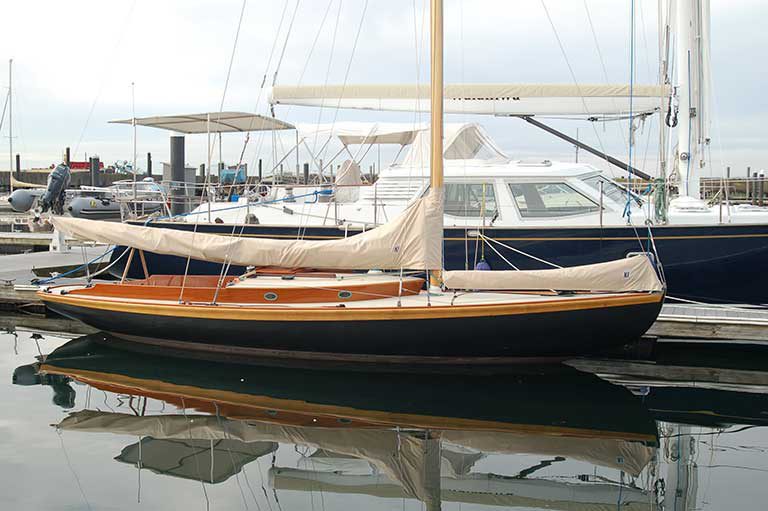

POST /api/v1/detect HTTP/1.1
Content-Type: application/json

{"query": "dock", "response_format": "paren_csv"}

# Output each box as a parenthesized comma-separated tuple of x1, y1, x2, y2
(651, 303, 768, 343)
(0, 231, 54, 249)
(0, 248, 112, 313)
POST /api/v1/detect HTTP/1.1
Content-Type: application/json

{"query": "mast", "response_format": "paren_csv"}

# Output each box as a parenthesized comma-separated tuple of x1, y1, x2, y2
(8, 59, 12, 194)
(132, 81, 137, 206)
(675, 0, 693, 197)
(429, 0, 443, 191)
(675, 0, 709, 199)
(427, 0, 444, 286)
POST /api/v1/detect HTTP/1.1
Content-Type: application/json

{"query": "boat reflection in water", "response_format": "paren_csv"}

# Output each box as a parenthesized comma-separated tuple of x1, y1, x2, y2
(24, 332, 663, 511)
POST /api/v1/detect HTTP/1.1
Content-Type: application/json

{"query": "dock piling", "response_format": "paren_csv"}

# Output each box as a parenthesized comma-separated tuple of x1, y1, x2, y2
(89, 157, 100, 187)
(754, 171, 759, 206)
(170, 135, 186, 216)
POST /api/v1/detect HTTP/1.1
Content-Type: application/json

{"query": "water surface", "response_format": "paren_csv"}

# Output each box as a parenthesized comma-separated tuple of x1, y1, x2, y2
(3, 321, 768, 510)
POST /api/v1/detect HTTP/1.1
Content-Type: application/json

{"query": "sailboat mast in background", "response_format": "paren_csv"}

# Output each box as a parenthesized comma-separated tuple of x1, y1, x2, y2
(674, 0, 712, 199)
(8, 59, 12, 194)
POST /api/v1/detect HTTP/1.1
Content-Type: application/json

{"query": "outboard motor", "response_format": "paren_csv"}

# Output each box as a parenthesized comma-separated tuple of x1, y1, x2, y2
(7, 188, 42, 212)
(40, 163, 71, 215)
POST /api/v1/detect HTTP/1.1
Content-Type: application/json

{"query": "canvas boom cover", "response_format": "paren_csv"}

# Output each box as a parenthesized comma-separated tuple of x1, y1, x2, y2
(443, 255, 663, 293)
(51, 189, 443, 271)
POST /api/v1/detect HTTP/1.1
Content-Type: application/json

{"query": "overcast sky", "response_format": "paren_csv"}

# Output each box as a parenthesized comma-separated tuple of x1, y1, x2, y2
(1, 0, 765, 177)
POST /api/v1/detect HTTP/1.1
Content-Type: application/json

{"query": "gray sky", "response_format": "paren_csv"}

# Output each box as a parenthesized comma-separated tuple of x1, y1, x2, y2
(1, 0, 765, 177)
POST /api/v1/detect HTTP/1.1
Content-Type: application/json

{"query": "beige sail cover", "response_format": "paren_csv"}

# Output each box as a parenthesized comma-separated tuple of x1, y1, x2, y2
(52, 188, 443, 270)
(443, 255, 663, 292)
(270, 83, 670, 116)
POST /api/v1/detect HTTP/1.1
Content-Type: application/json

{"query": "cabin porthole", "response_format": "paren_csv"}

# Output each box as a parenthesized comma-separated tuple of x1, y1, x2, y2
(338, 290, 353, 299)
(264, 292, 279, 302)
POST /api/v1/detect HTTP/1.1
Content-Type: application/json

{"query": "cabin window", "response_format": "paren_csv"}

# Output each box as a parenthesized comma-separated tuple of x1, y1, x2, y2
(444, 183, 498, 218)
(582, 175, 642, 206)
(509, 182, 599, 218)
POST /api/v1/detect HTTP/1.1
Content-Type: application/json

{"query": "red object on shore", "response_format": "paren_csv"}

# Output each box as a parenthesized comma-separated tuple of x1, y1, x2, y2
(69, 161, 104, 170)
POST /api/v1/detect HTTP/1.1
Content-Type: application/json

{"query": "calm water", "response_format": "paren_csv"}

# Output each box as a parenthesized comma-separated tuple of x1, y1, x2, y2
(3, 318, 768, 510)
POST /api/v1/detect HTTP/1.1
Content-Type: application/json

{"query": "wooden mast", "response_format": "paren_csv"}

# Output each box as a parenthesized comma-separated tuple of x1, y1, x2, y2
(429, 0, 443, 191)
(428, 0, 444, 288)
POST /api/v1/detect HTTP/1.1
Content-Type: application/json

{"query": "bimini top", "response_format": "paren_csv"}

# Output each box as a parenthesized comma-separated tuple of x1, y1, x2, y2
(298, 122, 509, 164)
(402, 123, 509, 165)
(110, 112, 295, 134)
(298, 122, 427, 146)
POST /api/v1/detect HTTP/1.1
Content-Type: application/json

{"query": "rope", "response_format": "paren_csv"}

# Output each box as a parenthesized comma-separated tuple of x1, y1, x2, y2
(481, 237, 519, 270)
(34, 247, 116, 285)
(479, 233, 562, 269)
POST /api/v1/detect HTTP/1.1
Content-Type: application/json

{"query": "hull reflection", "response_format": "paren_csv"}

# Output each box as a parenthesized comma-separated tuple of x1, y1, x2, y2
(27, 333, 661, 510)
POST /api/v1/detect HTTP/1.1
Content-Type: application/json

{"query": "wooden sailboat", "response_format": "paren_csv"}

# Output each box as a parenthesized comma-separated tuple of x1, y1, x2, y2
(37, 0, 665, 362)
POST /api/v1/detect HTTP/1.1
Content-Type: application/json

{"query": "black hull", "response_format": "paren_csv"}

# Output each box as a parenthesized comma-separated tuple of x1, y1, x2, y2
(112, 221, 768, 304)
(45, 297, 662, 361)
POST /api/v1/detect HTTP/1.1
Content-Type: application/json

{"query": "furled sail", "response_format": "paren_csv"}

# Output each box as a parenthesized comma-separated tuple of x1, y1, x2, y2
(270, 84, 670, 117)
(443, 255, 663, 292)
(51, 189, 444, 270)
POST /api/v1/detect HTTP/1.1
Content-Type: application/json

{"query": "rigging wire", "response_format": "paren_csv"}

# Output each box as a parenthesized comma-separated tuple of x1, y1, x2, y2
(317, 0, 370, 166)
(272, 0, 302, 88)
(56, 429, 93, 511)
(310, 0, 344, 156)
(73, 0, 137, 158)
(212, 0, 305, 286)
(179, 0, 251, 302)
(0, 90, 8, 135)
(218, 0, 248, 113)
(213, 403, 253, 510)
(264, 0, 302, 176)
(540, 0, 619, 179)
(624, 0, 636, 223)
(182, 0, 296, 299)
(582, 0, 628, 146)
